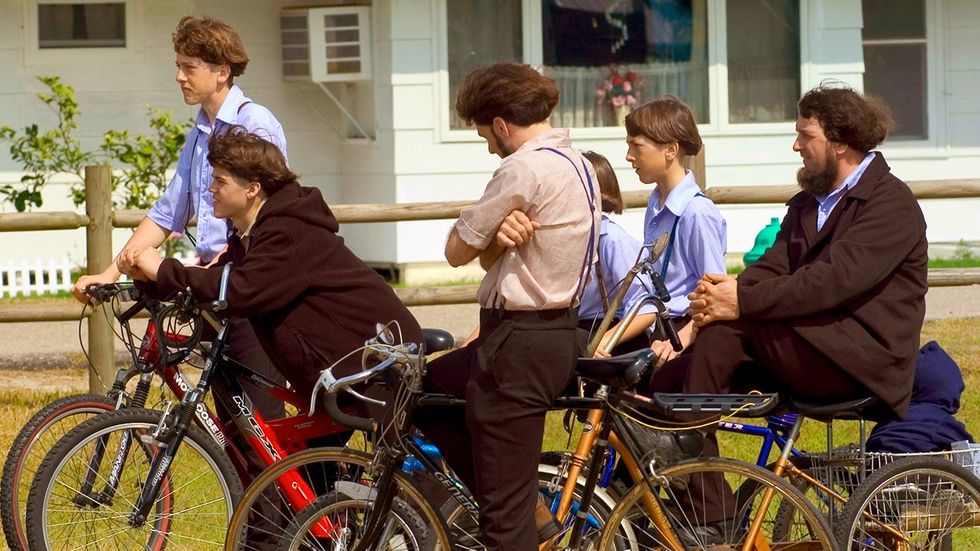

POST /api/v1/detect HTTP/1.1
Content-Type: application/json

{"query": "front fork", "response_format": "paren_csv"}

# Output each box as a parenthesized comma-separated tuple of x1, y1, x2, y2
(128, 391, 200, 526)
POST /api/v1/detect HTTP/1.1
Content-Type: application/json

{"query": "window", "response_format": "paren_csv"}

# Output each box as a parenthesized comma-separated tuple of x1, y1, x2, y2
(443, 0, 805, 132)
(726, 0, 800, 123)
(862, 0, 927, 140)
(37, 2, 125, 49)
(541, 0, 709, 128)
(447, 0, 523, 129)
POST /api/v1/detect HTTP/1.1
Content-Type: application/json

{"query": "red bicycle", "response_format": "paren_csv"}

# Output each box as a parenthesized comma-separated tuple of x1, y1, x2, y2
(21, 264, 451, 550)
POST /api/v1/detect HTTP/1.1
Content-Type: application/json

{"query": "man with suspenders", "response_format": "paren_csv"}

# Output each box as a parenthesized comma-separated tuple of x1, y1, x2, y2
(414, 62, 601, 550)
(72, 16, 288, 422)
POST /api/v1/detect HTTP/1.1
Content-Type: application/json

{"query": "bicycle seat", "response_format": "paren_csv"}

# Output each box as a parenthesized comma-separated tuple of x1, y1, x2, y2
(422, 328, 455, 354)
(786, 396, 878, 421)
(575, 349, 653, 388)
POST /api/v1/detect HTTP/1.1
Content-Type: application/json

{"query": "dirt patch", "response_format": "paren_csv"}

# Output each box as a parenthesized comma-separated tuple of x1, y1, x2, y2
(0, 368, 88, 393)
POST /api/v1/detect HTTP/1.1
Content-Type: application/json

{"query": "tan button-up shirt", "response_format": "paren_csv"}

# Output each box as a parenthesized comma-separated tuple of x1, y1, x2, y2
(456, 129, 601, 310)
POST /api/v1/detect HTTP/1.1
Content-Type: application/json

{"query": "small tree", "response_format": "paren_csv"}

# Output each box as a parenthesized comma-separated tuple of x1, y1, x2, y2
(0, 76, 92, 211)
(1, 76, 192, 255)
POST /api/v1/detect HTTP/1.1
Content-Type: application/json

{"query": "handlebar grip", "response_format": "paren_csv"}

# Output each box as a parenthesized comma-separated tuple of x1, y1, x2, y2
(324, 392, 375, 432)
(649, 273, 671, 303)
(662, 317, 683, 353)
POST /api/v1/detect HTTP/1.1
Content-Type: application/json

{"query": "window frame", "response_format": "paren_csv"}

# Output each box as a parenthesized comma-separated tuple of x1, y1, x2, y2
(859, 0, 945, 152)
(435, 0, 809, 142)
(24, 0, 142, 65)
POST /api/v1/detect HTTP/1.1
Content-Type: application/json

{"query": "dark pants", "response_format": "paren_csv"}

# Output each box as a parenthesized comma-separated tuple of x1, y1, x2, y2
(415, 308, 581, 551)
(648, 318, 867, 522)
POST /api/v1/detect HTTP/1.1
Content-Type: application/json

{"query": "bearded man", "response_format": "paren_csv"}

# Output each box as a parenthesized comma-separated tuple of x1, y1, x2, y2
(646, 85, 928, 540)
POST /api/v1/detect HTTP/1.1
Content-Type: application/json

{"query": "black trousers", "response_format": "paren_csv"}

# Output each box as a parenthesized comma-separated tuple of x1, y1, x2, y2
(415, 308, 581, 551)
(648, 318, 867, 522)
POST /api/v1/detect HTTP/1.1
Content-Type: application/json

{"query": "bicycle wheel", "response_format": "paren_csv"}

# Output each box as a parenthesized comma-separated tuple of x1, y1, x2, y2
(736, 457, 859, 541)
(225, 447, 452, 551)
(0, 393, 117, 551)
(835, 456, 980, 550)
(598, 457, 835, 550)
(439, 451, 625, 550)
(25, 407, 242, 551)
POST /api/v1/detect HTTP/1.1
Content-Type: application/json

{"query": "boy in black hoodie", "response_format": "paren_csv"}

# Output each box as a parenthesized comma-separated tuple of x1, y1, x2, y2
(120, 127, 423, 394)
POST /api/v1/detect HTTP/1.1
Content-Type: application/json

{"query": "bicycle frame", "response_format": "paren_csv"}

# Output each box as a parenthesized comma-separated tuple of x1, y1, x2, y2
(83, 279, 361, 539)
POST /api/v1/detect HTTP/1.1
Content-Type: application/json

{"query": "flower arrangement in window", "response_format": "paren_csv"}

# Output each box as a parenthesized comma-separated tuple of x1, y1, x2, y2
(595, 65, 642, 126)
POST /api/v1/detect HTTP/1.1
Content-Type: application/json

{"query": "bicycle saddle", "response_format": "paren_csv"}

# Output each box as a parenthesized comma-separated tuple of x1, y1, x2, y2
(786, 396, 878, 422)
(422, 328, 455, 354)
(575, 349, 654, 388)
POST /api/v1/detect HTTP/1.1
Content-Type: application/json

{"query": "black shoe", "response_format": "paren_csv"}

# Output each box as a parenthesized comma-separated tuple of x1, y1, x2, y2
(632, 424, 704, 468)
(676, 519, 734, 548)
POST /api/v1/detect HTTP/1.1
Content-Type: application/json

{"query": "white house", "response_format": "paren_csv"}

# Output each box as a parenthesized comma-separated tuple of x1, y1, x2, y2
(1, 0, 978, 284)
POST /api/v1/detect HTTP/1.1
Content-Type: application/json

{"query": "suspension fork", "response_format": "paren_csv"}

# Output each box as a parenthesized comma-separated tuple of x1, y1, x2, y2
(351, 450, 402, 551)
(71, 371, 150, 506)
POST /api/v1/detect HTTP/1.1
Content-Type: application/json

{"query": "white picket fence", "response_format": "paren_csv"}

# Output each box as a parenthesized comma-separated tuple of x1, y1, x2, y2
(0, 252, 200, 298)
(0, 257, 73, 298)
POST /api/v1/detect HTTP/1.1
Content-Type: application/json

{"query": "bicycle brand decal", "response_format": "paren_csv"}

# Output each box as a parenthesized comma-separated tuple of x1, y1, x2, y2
(583, 419, 595, 433)
(433, 471, 479, 516)
(172, 370, 227, 447)
(232, 395, 283, 462)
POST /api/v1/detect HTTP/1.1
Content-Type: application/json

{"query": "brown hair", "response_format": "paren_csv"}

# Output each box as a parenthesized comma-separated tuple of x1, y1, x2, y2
(173, 16, 249, 78)
(625, 95, 702, 157)
(208, 126, 296, 195)
(797, 85, 894, 153)
(582, 151, 623, 214)
(455, 62, 559, 126)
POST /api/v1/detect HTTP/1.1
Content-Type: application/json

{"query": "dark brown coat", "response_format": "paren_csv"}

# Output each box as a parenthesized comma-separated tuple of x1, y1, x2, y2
(152, 182, 423, 395)
(737, 154, 928, 417)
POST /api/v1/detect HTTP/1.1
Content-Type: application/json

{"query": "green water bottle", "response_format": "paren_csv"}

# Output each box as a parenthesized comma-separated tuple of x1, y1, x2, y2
(743, 217, 781, 266)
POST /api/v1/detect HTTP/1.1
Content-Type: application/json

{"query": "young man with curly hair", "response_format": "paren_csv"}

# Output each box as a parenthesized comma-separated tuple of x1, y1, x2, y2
(415, 62, 601, 550)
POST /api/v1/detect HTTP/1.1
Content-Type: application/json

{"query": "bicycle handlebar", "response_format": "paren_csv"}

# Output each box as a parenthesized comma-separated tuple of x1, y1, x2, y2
(311, 347, 417, 432)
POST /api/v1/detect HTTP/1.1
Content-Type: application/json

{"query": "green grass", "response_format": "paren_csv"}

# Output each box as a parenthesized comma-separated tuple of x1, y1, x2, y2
(2, 318, 978, 546)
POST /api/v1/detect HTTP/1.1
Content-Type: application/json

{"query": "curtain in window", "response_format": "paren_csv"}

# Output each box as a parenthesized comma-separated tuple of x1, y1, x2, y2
(542, 0, 709, 127)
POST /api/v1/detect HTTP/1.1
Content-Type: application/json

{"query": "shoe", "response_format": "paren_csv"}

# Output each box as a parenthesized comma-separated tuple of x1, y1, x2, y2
(535, 493, 562, 543)
(632, 423, 704, 469)
(676, 519, 739, 548)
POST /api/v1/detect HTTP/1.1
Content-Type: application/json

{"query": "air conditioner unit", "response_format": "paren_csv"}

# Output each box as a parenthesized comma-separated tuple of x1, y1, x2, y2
(280, 6, 372, 82)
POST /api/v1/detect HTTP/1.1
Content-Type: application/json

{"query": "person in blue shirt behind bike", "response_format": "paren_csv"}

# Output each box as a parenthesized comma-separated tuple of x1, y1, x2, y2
(71, 15, 289, 423)
(579, 150, 658, 357)
(624, 96, 727, 372)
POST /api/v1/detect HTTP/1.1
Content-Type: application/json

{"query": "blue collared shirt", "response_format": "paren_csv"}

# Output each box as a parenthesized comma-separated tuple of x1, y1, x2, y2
(643, 171, 727, 317)
(580, 216, 657, 322)
(814, 151, 876, 231)
(147, 85, 287, 263)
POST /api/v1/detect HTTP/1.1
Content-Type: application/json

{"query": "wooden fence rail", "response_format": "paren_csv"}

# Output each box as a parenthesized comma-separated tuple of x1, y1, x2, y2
(1, 167, 979, 391)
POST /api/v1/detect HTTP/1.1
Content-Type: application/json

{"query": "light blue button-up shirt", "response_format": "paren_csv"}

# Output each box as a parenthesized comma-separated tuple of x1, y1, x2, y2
(643, 171, 727, 317)
(580, 216, 657, 323)
(814, 151, 876, 231)
(147, 85, 287, 263)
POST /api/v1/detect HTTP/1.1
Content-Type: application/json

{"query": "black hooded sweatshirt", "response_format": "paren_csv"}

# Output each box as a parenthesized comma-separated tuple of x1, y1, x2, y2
(152, 182, 423, 395)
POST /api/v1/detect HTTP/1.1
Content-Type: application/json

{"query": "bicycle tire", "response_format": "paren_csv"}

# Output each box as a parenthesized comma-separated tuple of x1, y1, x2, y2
(736, 458, 857, 541)
(439, 452, 625, 550)
(598, 456, 835, 550)
(277, 489, 429, 551)
(0, 393, 117, 551)
(25, 407, 243, 551)
(225, 447, 453, 551)
(835, 456, 980, 550)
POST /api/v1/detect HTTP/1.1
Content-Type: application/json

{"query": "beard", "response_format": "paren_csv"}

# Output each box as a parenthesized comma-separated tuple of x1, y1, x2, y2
(796, 147, 839, 195)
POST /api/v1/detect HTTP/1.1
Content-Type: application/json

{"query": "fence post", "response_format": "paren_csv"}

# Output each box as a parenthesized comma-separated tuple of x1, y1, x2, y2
(85, 165, 114, 393)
